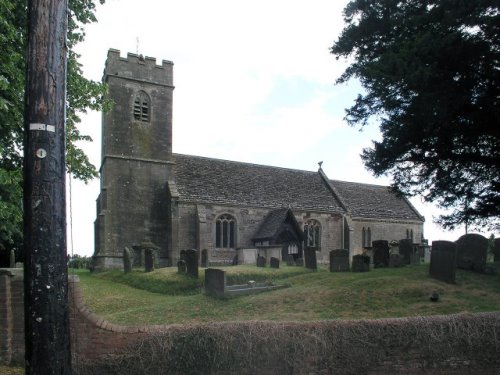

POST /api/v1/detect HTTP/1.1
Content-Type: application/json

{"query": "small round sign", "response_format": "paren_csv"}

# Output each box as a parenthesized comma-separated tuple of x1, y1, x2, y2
(36, 148, 47, 159)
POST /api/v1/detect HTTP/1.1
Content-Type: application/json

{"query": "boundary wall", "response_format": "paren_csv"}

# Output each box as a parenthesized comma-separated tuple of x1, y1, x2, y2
(1, 269, 499, 374)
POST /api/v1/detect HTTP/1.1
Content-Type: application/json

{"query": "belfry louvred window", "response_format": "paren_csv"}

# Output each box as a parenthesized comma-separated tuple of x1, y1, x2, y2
(133, 91, 150, 122)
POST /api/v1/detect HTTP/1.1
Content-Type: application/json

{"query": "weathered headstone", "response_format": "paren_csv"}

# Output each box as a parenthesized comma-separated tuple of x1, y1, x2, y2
(123, 247, 132, 273)
(144, 248, 155, 272)
(205, 268, 226, 297)
(180, 249, 187, 262)
(304, 248, 317, 270)
(184, 249, 199, 278)
(495, 238, 500, 262)
(232, 254, 238, 265)
(352, 254, 370, 272)
(329, 249, 349, 272)
(177, 259, 186, 274)
(9, 249, 15, 268)
(389, 254, 403, 267)
(270, 257, 280, 269)
(410, 252, 420, 265)
(429, 240, 456, 283)
(285, 255, 295, 266)
(201, 249, 208, 268)
(257, 255, 266, 267)
(456, 233, 488, 272)
(372, 240, 390, 268)
(399, 239, 413, 264)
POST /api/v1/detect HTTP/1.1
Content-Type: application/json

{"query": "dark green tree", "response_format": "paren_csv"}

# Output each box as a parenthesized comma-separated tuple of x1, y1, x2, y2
(331, 0, 499, 231)
(0, 0, 109, 264)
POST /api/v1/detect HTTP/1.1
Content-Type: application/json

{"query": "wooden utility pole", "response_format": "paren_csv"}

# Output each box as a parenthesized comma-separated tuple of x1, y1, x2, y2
(24, 0, 71, 374)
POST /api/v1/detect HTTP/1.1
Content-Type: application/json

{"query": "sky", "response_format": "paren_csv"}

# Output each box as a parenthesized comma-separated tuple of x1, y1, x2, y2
(68, 0, 483, 257)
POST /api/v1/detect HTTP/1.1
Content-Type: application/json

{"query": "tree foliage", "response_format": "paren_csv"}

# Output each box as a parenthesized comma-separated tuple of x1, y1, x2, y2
(0, 0, 108, 260)
(331, 0, 500, 231)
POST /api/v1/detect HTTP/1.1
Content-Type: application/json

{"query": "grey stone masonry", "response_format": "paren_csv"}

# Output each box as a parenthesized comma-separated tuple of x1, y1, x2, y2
(93, 49, 175, 270)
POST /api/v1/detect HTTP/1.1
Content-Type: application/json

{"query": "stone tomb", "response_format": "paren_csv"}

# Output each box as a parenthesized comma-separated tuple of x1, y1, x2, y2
(372, 240, 390, 268)
(329, 249, 350, 272)
(456, 234, 488, 272)
(429, 240, 456, 284)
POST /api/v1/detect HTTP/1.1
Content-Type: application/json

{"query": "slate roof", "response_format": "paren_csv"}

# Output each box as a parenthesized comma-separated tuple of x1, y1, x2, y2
(252, 208, 305, 241)
(253, 208, 290, 240)
(173, 154, 345, 213)
(330, 180, 424, 222)
(172, 153, 423, 222)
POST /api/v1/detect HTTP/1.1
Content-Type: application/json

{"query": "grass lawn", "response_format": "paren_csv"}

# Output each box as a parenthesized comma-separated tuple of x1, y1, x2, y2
(70, 263, 500, 326)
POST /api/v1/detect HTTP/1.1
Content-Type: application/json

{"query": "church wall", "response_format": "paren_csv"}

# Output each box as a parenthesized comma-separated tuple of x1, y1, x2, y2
(174, 202, 344, 265)
(94, 158, 171, 269)
(350, 219, 424, 256)
(295, 212, 344, 264)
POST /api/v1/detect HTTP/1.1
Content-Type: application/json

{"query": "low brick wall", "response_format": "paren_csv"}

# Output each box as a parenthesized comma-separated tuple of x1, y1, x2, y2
(2, 269, 500, 374)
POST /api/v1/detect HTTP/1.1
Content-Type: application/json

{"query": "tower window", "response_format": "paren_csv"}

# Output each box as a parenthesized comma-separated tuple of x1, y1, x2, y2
(304, 219, 321, 249)
(133, 91, 150, 122)
(215, 214, 236, 249)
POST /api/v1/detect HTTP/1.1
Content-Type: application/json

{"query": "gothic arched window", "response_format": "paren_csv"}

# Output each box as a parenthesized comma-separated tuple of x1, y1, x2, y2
(304, 219, 321, 249)
(215, 214, 236, 248)
(133, 91, 150, 122)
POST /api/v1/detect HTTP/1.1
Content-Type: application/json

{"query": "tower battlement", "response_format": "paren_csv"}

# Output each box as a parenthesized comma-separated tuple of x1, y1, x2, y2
(103, 48, 174, 86)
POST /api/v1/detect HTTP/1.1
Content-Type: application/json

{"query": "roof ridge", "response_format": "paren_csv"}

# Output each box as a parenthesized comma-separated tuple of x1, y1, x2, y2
(173, 153, 319, 175)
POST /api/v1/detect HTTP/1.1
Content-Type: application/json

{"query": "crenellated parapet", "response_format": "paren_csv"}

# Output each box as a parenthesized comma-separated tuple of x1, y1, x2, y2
(103, 48, 174, 87)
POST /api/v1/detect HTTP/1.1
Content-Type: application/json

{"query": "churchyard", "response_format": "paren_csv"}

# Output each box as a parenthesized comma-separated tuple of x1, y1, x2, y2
(71, 261, 500, 326)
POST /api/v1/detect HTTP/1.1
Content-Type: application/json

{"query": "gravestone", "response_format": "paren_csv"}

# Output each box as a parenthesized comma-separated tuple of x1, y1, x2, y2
(399, 239, 413, 264)
(257, 255, 266, 267)
(304, 248, 317, 270)
(295, 257, 304, 266)
(285, 255, 295, 266)
(389, 254, 403, 267)
(144, 249, 155, 272)
(270, 257, 280, 269)
(232, 254, 238, 265)
(429, 240, 456, 283)
(329, 249, 349, 272)
(184, 249, 199, 278)
(410, 252, 420, 265)
(352, 254, 370, 272)
(205, 268, 226, 297)
(372, 240, 390, 268)
(177, 259, 186, 274)
(9, 249, 15, 268)
(495, 238, 500, 262)
(180, 249, 187, 262)
(123, 247, 132, 273)
(456, 233, 488, 272)
(201, 249, 208, 268)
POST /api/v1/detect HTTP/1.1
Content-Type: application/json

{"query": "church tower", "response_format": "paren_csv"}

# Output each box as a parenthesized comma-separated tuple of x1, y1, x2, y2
(93, 49, 174, 270)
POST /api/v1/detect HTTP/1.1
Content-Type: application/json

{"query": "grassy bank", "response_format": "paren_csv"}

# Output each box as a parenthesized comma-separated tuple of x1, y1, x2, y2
(71, 263, 500, 325)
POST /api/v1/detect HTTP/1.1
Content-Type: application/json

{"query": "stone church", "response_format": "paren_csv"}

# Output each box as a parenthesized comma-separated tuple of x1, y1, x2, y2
(92, 49, 425, 270)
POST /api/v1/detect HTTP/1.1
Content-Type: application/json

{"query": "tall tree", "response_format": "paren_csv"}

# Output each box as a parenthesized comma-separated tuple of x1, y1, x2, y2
(331, 0, 500, 231)
(0, 0, 108, 264)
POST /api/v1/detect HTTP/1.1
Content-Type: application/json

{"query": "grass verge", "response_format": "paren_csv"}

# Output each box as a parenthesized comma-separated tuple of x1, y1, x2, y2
(70, 263, 500, 325)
